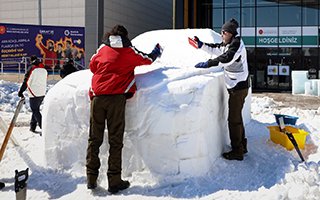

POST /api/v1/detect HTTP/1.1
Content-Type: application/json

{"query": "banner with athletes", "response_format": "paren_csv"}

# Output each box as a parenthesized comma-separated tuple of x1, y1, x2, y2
(0, 23, 85, 71)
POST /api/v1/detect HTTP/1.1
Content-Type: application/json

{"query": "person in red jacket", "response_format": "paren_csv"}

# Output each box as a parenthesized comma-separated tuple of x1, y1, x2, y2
(86, 25, 162, 193)
(36, 34, 57, 68)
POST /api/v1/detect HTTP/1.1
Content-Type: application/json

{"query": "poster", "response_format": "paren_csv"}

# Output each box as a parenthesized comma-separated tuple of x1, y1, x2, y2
(267, 65, 278, 76)
(0, 23, 85, 71)
(279, 65, 290, 76)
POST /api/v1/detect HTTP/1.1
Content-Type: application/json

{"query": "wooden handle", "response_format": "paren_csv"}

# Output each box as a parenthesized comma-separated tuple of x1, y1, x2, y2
(0, 98, 25, 161)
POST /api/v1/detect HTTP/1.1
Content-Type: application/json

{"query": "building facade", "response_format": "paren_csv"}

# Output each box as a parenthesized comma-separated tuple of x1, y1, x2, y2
(0, 0, 173, 67)
(85, 0, 172, 67)
(176, 0, 320, 91)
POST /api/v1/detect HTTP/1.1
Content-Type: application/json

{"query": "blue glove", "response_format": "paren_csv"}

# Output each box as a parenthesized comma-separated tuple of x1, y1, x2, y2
(195, 61, 209, 68)
(194, 36, 203, 48)
(150, 43, 162, 59)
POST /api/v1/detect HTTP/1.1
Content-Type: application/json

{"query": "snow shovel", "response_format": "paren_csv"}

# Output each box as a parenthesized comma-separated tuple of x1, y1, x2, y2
(15, 168, 29, 200)
(0, 97, 25, 161)
(278, 117, 305, 162)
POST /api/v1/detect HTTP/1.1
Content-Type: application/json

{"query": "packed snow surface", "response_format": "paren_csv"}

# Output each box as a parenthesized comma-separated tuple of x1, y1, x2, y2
(42, 29, 251, 178)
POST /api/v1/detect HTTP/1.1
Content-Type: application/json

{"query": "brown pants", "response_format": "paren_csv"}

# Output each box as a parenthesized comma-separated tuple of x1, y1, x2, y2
(227, 88, 248, 153)
(86, 94, 126, 187)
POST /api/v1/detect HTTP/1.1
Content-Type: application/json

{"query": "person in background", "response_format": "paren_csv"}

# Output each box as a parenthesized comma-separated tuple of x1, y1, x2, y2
(86, 24, 162, 193)
(59, 58, 78, 79)
(64, 40, 73, 59)
(18, 55, 48, 133)
(191, 19, 250, 161)
(75, 50, 85, 69)
(56, 43, 64, 68)
(35, 34, 57, 68)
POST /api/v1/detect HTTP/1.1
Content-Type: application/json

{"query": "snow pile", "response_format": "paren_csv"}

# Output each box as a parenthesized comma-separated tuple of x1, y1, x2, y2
(42, 29, 251, 180)
(0, 80, 23, 112)
(1, 81, 320, 199)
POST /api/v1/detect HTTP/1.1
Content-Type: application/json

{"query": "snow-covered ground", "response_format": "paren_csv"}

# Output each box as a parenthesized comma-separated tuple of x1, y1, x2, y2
(1, 28, 320, 199)
(1, 79, 320, 200)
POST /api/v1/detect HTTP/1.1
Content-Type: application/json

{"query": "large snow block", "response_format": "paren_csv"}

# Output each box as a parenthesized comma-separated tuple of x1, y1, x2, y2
(42, 29, 251, 179)
(292, 71, 308, 94)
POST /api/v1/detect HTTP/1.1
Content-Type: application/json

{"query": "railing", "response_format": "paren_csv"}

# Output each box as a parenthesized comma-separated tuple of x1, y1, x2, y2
(0, 60, 24, 82)
(0, 57, 86, 82)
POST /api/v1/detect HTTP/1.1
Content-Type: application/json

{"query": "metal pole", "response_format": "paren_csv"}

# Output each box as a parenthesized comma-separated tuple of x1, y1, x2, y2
(18, 63, 21, 82)
(173, 0, 176, 29)
(24, 58, 27, 73)
(97, 0, 104, 46)
(38, 0, 42, 25)
(0, 62, 3, 74)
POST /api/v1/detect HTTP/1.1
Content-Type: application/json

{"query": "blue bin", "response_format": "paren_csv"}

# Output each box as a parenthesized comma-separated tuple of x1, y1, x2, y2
(274, 114, 299, 126)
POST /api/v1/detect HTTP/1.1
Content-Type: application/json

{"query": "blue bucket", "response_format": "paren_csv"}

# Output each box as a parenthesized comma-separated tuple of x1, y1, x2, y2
(274, 114, 299, 126)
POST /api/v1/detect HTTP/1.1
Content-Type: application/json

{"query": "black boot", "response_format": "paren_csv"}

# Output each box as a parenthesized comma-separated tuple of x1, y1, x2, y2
(87, 175, 97, 190)
(87, 182, 97, 190)
(222, 150, 244, 161)
(29, 128, 36, 133)
(108, 180, 130, 194)
(0, 182, 5, 190)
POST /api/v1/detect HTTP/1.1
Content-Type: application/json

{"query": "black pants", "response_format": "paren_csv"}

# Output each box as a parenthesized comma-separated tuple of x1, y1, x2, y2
(86, 94, 126, 187)
(227, 88, 248, 153)
(29, 96, 44, 130)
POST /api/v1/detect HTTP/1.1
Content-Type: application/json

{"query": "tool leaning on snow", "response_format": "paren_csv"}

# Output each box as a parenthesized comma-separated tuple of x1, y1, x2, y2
(0, 97, 25, 161)
(278, 117, 305, 162)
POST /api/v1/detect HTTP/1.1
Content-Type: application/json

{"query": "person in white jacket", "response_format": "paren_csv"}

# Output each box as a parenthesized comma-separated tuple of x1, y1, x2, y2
(18, 55, 47, 133)
(192, 19, 250, 161)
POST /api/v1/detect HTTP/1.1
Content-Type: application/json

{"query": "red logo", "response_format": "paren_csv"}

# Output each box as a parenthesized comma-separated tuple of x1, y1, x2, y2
(0, 26, 6, 34)
(258, 29, 263, 35)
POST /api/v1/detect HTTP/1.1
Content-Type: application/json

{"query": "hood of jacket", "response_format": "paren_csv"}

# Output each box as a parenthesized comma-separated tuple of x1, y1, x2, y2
(103, 35, 132, 48)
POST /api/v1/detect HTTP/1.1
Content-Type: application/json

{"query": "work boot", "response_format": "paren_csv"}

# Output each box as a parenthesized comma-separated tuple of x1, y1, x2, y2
(222, 150, 244, 161)
(108, 180, 130, 194)
(87, 182, 97, 189)
(87, 176, 97, 190)
(29, 128, 36, 133)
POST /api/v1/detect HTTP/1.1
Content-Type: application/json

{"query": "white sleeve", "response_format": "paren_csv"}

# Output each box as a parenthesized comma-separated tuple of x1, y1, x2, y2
(200, 44, 223, 56)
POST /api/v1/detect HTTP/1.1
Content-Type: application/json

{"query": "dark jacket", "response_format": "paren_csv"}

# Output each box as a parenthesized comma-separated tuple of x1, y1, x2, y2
(60, 60, 78, 78)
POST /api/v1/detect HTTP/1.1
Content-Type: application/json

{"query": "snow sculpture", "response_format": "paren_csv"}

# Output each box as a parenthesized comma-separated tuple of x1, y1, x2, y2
(43, 29, 251, 179)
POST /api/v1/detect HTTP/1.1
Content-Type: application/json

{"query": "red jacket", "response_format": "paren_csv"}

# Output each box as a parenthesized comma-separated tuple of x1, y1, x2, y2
(89, 35, 154, 99)
(38, 42, 57, 67)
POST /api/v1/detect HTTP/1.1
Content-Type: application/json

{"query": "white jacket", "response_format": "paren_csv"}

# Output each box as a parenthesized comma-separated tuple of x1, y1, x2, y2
(19, 62, 47, 97)
(201, 37, 249, 89)
(27, 67, 47, 97)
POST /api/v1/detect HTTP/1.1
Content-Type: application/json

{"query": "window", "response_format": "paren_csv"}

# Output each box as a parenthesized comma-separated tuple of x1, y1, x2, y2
(302, 48, 319, 72)
(213, 9, 224, 28)
(302, 7, 318, 26)
(279, 6, 302, 26)
(242, 7, 255, 27)
(256, 0, 277, 6)
(213, 27, 221, 34)
(257, 7, 278, 27)
(242, 0, 255, 7)
(225, 7, 240, 22)
(212, 0, 223, 8)
(225, 0, 240, 7)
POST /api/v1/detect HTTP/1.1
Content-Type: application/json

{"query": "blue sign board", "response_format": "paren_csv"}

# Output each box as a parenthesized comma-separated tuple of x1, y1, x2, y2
(0, 23, 85, 70)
